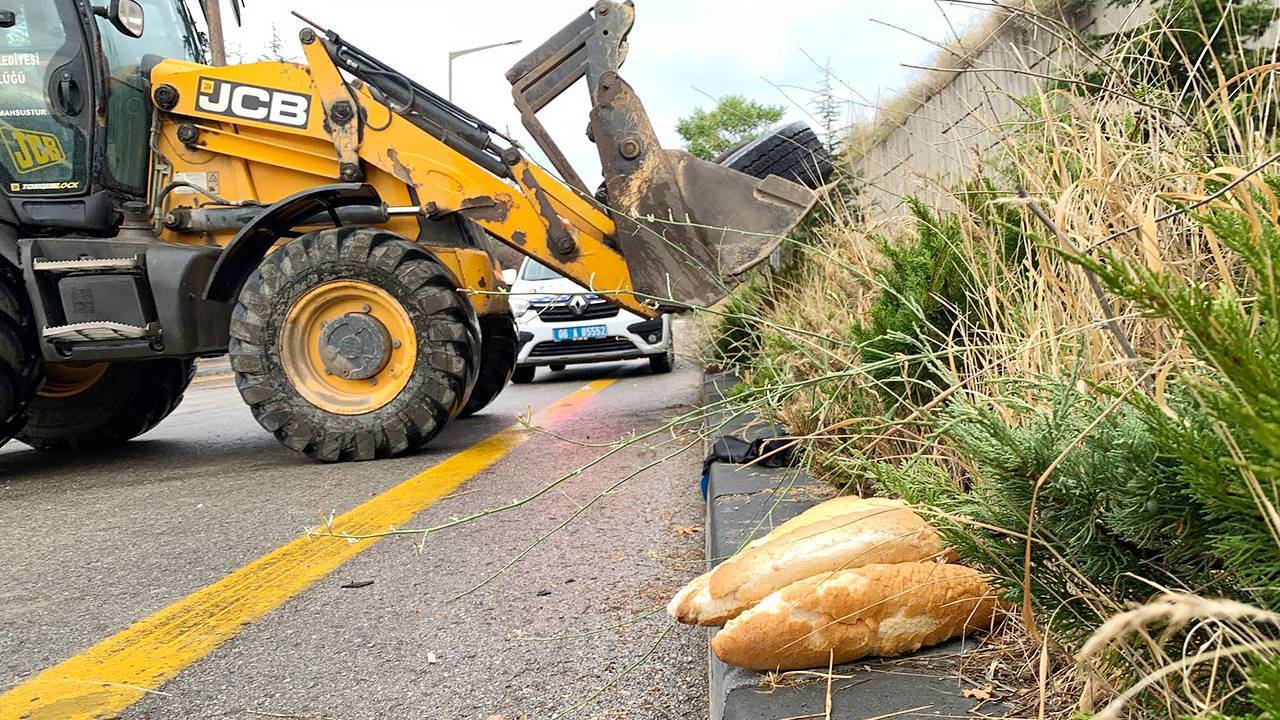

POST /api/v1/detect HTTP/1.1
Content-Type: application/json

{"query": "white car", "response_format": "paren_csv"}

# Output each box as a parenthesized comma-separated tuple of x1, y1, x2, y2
(503, 259, 674, 383)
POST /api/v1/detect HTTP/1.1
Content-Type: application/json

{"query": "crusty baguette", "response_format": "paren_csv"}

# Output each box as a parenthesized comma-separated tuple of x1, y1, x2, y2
(666, 496, 894, 623)
(748, 496, 896, 550)
(670, 499, 946, 626)
(711, 562, 998, 670)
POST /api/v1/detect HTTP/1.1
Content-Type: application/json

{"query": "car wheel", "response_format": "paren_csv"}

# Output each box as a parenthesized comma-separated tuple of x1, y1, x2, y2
(649, 339, 675, 375)
(511, 366, 536, 384)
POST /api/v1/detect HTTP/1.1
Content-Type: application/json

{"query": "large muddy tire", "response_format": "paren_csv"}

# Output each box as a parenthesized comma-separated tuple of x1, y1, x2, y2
(230, 227, 480, 463)
(717, 121, 833, 189)
(18, 359, 195, 451)
(0, 260, 39, 449)
(459, 313, 517, 417)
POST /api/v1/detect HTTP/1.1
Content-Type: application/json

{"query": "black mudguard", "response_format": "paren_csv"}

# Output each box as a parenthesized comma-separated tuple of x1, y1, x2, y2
(203, 183, 384, 303)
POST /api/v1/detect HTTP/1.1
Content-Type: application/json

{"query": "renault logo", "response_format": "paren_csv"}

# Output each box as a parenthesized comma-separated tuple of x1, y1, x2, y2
(569, 295, 588, 316)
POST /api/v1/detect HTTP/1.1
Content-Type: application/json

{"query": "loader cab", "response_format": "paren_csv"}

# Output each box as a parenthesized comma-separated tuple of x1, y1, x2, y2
(0, 0, 203, 234)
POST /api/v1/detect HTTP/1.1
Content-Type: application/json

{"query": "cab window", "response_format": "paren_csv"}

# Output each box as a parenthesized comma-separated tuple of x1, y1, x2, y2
(97, 0, 203, 195)
(0, 1, 86, 193)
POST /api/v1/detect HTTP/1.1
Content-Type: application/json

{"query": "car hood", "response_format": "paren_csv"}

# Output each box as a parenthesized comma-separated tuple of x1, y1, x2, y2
(511, 277, 588, 298)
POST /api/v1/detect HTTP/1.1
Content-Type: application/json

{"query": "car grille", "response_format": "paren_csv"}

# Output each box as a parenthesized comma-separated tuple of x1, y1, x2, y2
(528, 337, 638, 358)
(531, 299, 619, 323)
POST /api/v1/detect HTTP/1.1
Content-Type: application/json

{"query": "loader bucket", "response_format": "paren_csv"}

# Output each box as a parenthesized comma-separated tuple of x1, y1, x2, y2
(591, 74, 821, 310)
(507, 0, 822, 309)
(606, 149, 817, 309)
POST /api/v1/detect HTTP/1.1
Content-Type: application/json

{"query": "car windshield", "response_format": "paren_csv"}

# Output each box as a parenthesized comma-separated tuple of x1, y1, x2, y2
(521, 260, 562, 282)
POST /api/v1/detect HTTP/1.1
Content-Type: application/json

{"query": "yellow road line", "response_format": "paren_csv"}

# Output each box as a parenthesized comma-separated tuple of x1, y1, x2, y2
(0, 379, 616, 720)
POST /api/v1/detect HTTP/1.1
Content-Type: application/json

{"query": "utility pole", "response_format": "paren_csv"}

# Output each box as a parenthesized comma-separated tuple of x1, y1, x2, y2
(447, 39, 522, 102)
(202, 0, 226, 65)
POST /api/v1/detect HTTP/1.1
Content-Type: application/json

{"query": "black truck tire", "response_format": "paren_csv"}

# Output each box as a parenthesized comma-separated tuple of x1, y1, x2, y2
(0, 261, 39, 449)
(717, 121, 833, 189)
(17, 359, 195, 451)
(459, 312, 517, 417)
(230, 227, 480, 463)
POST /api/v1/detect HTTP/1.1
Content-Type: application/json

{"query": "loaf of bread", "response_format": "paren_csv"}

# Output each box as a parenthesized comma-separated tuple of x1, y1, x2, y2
(666, 496, 887, 623)
(711, 562, 998, 670)
(669, 498, 947, 626)
(748, 495, 892, 550)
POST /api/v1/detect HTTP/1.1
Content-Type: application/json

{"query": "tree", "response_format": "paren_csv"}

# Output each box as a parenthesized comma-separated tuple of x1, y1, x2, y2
(257, 25, 299, 63)
(676, 95, 785, 161)
(811, 63, 845, 157)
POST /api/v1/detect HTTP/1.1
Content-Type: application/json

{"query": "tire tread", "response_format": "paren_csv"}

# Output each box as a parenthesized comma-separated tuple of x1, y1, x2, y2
(0, 261, 38, 446)
(230, 228, 480, 462)
(720, 121, 833, 188)
(459, 313, 517, 417)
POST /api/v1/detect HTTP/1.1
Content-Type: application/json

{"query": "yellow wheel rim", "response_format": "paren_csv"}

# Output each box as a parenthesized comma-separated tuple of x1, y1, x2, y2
(280, 280, 418, 416)
(40, 362, 107, 398)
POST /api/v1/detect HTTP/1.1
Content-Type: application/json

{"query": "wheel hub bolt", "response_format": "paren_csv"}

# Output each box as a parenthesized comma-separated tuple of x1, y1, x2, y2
(318, 312, 393, 381)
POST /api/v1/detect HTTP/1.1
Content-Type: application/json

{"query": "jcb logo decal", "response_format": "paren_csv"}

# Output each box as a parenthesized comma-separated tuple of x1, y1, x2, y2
(195, 77, 311, 129)
(0, 127, 67, 174)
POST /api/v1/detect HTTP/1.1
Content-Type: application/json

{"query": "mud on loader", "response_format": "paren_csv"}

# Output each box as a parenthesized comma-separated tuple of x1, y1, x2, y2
(0, 0, 819, 462)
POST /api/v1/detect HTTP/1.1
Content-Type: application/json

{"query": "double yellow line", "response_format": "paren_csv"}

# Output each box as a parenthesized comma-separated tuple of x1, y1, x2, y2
(0, 378, 616, 720)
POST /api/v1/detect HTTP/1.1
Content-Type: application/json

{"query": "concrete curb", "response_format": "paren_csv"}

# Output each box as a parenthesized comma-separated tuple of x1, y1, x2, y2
(700, 373, 1003, 719)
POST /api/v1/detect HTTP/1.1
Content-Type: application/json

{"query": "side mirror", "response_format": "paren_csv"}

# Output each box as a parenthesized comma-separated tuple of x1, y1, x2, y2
(95, 0, 145, 39)
(501, 268, 518, 286)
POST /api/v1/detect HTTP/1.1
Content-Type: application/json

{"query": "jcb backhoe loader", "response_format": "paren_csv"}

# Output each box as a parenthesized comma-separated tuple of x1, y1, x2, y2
(0, 0, 819, 462)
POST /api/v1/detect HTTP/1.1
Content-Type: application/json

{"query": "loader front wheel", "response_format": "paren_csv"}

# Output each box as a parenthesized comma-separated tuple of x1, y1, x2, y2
(458, 313, 517, 417)
(230, 227, 480, 462)
(18, 359, 195, 451)
(0, 260, 39, 449)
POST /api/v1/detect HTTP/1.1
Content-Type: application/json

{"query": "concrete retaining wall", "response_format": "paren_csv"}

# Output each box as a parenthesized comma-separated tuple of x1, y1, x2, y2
(852, 1, 1222, 220)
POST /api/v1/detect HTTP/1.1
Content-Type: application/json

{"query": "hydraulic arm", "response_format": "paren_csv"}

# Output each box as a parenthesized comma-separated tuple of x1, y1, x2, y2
(0, 0, 821, 463)
(151, 2, 818, 316)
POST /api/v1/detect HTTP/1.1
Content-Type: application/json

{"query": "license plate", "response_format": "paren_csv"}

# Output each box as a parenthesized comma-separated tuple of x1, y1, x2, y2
(553, 325, 607, 341)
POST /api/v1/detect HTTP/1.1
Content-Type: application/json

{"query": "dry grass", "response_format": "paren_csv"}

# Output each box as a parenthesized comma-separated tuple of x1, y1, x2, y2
(1078, 594, 1280, 719)
(703, 0, 1280, 716)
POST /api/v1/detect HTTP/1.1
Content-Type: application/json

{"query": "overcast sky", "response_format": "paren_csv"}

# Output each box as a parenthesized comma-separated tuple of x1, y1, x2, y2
(219, 0, 983, 182)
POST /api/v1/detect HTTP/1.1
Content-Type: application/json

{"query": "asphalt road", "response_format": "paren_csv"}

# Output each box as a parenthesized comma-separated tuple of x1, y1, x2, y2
(0, 355, 709, 719)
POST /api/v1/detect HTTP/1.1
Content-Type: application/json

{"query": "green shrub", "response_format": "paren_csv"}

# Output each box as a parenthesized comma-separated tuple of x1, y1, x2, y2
(1073, 174, 1280, 612)
(877, 381, 1225, 643)
(708, 275, 769, 371)
(852, 199, 970, 407)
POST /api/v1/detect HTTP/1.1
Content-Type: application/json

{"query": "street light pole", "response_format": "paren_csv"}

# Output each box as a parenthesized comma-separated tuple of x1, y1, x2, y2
(447, 39, 523, 102)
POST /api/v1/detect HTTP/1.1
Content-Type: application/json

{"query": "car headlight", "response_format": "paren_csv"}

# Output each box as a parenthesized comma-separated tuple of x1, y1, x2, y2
(511, 295, 552, 318)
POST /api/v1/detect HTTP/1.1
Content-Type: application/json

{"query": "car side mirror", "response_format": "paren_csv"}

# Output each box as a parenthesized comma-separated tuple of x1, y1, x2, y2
(95, 0, 145, 39)
(501, 268, 517, 286)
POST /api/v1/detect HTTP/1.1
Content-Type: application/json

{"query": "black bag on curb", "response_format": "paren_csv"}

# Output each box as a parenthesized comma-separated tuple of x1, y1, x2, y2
(701, 427, 799, 498)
